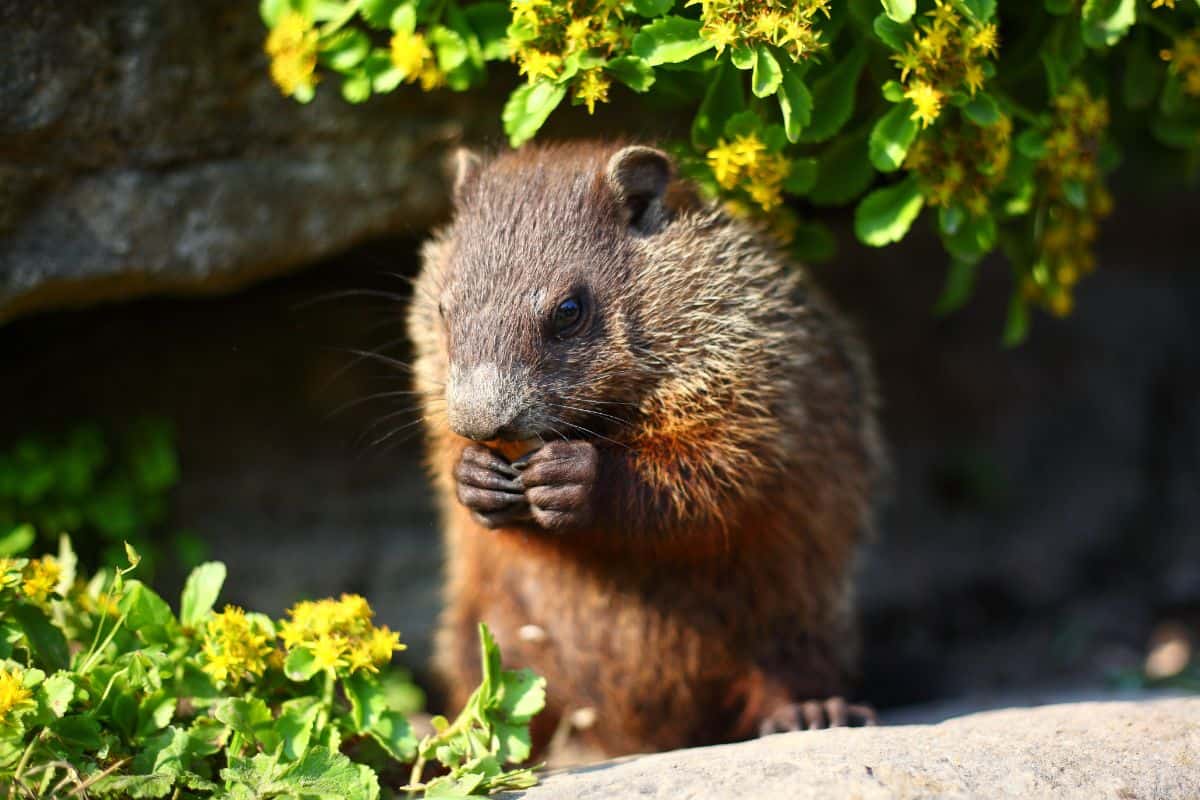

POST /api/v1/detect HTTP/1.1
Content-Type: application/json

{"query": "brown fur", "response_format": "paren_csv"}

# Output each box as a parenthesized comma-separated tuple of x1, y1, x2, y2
(406, 141, 886, 758)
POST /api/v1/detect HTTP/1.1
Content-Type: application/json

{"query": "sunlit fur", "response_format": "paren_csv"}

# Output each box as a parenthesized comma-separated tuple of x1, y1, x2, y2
(407, 141, 886, 758)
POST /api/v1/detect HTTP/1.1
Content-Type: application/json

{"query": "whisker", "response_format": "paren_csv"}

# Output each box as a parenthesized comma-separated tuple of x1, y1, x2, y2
(292, 289, 410, 312)
(549, 401, 626, 426)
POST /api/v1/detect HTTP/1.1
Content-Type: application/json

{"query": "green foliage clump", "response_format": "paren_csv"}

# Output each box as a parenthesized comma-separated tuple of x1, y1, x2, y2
(259, 0, 1200, 343)
(0, 538, 545, 798)
(0, 422, 185, 573)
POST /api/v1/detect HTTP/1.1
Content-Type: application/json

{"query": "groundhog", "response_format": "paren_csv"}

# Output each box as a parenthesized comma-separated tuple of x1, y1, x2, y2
(407, 141, 885, 758)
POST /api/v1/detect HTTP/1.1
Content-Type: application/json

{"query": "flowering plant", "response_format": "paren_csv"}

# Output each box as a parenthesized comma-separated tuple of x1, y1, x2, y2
(0, 538, 544, 798)
(260, 0, 1199, 343)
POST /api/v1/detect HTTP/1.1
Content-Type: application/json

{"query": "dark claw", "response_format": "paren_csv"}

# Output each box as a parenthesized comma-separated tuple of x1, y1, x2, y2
(759, 698, 877, 736)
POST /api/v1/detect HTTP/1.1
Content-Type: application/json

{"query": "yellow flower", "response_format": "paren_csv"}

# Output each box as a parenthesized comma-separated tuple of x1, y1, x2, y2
(200, 605, 274, 686)
(753, 10, 784, 41)
(729, 133, 767, 167)
(390, 30, 434, 78)
(707, 140, 743, 189)
(369, 626, 405, 664)
(964, 62, 986, 95)
(970, 24, 1000, 57)
(565, 18, 593, 49)
(919, 24, 951, 59)
(905, 82, 944, 128)
(22, 555, 60, 602)
(0, 669, 33, 723)
(574, 68, 611, 114)
(518, 48, 563, 82)
(265, 12, 319, 97)
(891, 46, 923, 83)
(1151, 0, 1175, 7)
(312, 634, 348, 671)
(703, 18, 739, 55)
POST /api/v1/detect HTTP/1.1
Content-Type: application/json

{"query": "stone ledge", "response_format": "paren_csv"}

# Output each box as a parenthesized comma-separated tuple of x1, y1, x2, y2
(514, 698, 1199, 800)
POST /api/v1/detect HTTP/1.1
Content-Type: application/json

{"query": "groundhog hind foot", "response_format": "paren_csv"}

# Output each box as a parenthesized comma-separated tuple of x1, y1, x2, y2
(758, 697, 878, 735)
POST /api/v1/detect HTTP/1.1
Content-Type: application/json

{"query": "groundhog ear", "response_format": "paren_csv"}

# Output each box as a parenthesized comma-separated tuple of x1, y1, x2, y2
(450, 148, 483, 204)
(605, 146, 673, 235)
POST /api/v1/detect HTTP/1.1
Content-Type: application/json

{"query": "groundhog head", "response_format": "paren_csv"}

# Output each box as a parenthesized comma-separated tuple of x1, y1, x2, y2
(419, 143, 680, 447)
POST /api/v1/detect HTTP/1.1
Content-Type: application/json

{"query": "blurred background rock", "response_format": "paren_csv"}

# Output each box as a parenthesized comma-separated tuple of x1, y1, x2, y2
(3, 0, 1197, 712)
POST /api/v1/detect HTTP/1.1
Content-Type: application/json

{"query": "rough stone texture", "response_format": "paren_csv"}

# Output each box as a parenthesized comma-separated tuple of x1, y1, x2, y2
(515, 698, 1200, 800)
(0, 0, 500, 323)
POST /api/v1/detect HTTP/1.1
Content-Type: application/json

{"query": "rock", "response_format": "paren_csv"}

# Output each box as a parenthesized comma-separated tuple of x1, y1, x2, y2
(0, 0, 500, 323)
(516, 698, 1200, 800)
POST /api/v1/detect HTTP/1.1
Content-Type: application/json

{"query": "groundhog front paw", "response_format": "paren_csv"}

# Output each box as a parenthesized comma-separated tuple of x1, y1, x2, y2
(515, 440, 598, 532)
(759, 697, 877, 734)
(455, 444, 530, 528)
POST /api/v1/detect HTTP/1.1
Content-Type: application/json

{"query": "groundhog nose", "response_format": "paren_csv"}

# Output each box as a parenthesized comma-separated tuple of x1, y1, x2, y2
(446, 362, 527, 442)
(450, 417, 521, 442)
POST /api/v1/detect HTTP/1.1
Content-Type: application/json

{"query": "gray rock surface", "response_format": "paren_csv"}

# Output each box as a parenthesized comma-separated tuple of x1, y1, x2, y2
(517, 698, 1200, 800)
(0, 0, 499, 322)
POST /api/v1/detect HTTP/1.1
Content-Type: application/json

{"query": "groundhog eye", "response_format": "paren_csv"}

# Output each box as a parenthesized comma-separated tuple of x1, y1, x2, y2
(552, 296, 583, 335)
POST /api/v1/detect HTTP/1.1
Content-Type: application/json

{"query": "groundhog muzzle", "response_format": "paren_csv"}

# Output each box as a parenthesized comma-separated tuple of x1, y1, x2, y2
(407, 141, 886, 759)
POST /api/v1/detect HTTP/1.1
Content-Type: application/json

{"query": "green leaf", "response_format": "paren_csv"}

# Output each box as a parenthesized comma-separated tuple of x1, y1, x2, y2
(496, 668, 546, 723)
(941, 212, 997, 263)
(260, 0, 291, 27)
(279, 746, 380, 800)
(322, 29, 371, 72)
(368, 710, 417, 761)
(935, 258, 979, 315)
(431, 26, 470, 72)
(783, 157, 819, 194)
(692, 58, 744, 149)
(284, 645, 321, 681)
(723, 110, 761, 139)
(790, 220, 838, 263)
(344, 671, 388, 732)
(214, 697, 274, 748)
(50, 714, 103, 750)
(1045, 0, 1074, 12)
(606, 55, 656, 92)
(962, 92, 1001, 126)
(502, 80, 567, 147)
(1123, 31, 1163, 110)
(391, 3, 416, 34)
(810, 128, 875, 206)
(881, 79, 905, 102)
(730, 44, 755, 70)
(493, 721, 532, 764)
(275, 696, 322, 760)
(0, 524, 34, 556)
(960, 0, 997, 21)
(180, 562, 226, 628)
(361, 0, 403, 28)
(632, 0, 674, 15)
(1003, 291, 1030, 347)
(42, 672, 75, 717)
(880, 0, 915, 23)
(752, 46, 782, 98)
(463, 3, 511, 61)
(854, 176, 925, 246)
(11, 602, 69, 671)
(873, 14, 914, 52)
(632, 17, 714, 66)
(1081, 0, 1135, 48)
(778, 64, 813, 142)
(1015, 129, 1047, 159)
(869, 103, 919, 172)
(119, 580, 176, 644)
(342, 72, 372, 103)
(800, 46, 868, 143)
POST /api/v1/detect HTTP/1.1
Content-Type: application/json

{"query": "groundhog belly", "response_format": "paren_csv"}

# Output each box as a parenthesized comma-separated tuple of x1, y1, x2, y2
(483, 551, 747, 753)
(438, 514, 850, 757)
